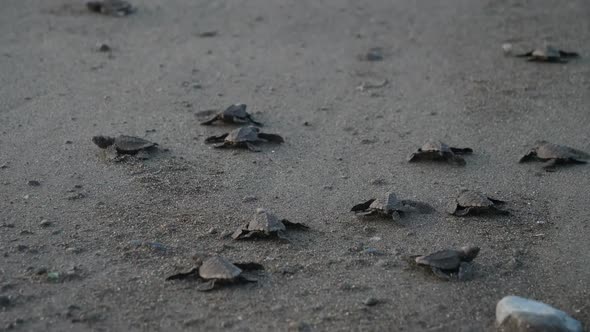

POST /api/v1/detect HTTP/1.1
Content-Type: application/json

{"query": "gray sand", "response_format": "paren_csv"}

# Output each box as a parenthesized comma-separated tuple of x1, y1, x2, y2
(1, 0, 589, 331)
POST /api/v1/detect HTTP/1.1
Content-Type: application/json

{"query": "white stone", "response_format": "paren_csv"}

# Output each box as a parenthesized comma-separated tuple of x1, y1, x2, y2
(496, 296, 583, 332)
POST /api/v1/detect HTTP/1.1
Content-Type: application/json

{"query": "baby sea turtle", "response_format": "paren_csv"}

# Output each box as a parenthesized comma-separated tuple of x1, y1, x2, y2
(86, 0, 135, 16)
(166, 256, 264, 291)
(447, 189, 508, 216)
(408, 140, 473, 165)
(351, 192, 433, 220)
(414, 246, 480, 281)
(200, 104, 262, 126)
(232, 208, 308, 240)
(516, 45, 579, 63)
(519, 141, 589, 170)
(92, 135, 157, 154)
(205, 126, 284, 152)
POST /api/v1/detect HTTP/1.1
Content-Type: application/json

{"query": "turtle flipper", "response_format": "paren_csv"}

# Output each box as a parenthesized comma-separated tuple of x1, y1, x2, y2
(519, 151, 537, 163)
(238, 276, 258, 284)
(542, 159, 557, 168)
(232, 116, 249, 124)
(205, 133, 229, 143)
(231, 228, 247, 240)
(213, 142, 233, 149)
(431, 267, 451, 280)
(450, 147, 473, 155)
(568, 158, 588, 165)
(196, 280, 216, 291)
(559, 50, 579, 58)
(245, 142, 261, 152)
(407, 152, 420, 162)
(234, 262, 264, 271)
(452, 206, 471, 216)
(446, 201, 459, 215)
(457, 262, 474, 281)
(276, 231, 292, 243)
(487, 197, 505, 205)
(490, 206, 510, 215)
(233, 225, 257, 240)
(447, 153, 466, 166)
(166, 268, 199, 281)
(351, 199, 376, 212)
(390, 211, 402, 221)
(515, 50, 533, 58)
(282, 219, 309, 230)
(258, 133, 284, 144)
(542, 159, 558, 171)
(200, 115, 221, 126)
(246, 115, 263, 126)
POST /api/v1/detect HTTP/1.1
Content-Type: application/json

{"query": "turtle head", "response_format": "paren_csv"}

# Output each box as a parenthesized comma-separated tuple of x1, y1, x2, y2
(92, 135, 115, 149)
(460, 246, 480, 261)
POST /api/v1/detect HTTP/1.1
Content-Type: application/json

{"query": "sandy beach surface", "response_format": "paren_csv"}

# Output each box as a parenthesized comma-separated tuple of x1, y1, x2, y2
(1, 0, 589, 331)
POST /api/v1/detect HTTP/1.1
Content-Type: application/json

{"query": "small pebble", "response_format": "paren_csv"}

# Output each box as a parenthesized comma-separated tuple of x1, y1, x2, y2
(207, 227, 218, 234)
(502, 43, 512, 55)
(66, 193, 86, 200)
(375, 259, 390, 267)
(365, 47, 384, 61)
(65, 247, 83, 254)
(242, 195, 258, 203)
(363, 297, 379, 306)
(199, 31, 218, 38)
(370, 179, 387, 186)
(363, 247, 384, 256)
(39, 220, 51, 227)
(145, 242, 168, 251)
(96, 43, 111, 52)
(47, 272, 60, 282)
(27, 180, 41, 186)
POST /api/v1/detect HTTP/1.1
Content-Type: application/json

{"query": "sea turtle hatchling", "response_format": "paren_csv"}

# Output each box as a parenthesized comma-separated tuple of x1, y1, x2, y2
(86, 0, 135, 16)
(516, 45, 579, 63)
(519, 141, 589, 170)
(205, 126, 284, 152)
(92, 135, 157, 155)
(408, 140, 473, 165)
(351, 192, 433, 220)
(166, 256, 264, 291)
(232, 208, 309, 240)
(414, 246, 480, 281)
(200, 104, 262, 126)
(447, 189, 508, 216)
